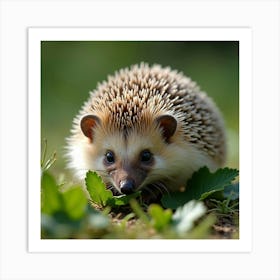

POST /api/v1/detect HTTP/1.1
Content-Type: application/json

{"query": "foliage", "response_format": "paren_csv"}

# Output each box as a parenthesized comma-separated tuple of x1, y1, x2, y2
(148, 204, 173, 232)
(207, 183, 239, 217)
(41, 139, 56, 172)
(40, 147, 239, 239)
(85, 171, 113, 207)
(208, 197, 239, 217)
(41, 172, 88, 220)
(85, 171, 141, 208)
(161, 167, 239, 209)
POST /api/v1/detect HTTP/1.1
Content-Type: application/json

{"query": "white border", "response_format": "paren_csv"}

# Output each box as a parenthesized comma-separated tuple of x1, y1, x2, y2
(28, 27, 251, 253)
(1, 1, 279, 279)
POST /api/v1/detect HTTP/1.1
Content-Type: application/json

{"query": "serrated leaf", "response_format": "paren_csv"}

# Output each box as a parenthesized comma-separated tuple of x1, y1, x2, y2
(148, 204, 172, 231)
(85, 171, 113, 207)
(85, 171, 142, 208)
(188, 167, 239, 200)
(62, 186, 88, 220)
(41, 172, 62, 214)
(161, 167, 239, 209)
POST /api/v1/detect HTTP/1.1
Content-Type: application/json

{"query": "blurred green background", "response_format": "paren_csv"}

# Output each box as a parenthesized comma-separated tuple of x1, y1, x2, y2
(41, 41, 239, 174)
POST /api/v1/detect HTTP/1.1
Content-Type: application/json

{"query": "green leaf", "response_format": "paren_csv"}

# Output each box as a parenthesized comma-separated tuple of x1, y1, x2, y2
(161, 167, 239, 209)
(113, 192, 141, 206)
(160, 194, 182, 210)
(85, 170, 141, 208)
(62, 186, 88, 220)
(129, 199, 149, 223)
(188, 167, 239, 200)
(148, 204, 172, 231)
(85, 171, 113, 207)
(41, 172, 62, 215)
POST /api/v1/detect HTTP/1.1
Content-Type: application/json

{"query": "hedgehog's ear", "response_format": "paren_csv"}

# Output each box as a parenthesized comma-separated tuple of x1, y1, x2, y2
(155, 115, 177, 143)
(80, 114, 101, 142)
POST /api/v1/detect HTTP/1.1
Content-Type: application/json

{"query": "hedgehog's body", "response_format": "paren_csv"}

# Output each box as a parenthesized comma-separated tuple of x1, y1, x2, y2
(66, 64, 226, 201)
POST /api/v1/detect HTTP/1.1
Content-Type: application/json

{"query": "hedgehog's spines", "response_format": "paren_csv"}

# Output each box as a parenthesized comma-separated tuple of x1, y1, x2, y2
(69, 63, 226, 165)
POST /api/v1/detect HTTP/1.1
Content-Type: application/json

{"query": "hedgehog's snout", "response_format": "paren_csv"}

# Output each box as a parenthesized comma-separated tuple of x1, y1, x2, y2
(119, 178, 136, 195)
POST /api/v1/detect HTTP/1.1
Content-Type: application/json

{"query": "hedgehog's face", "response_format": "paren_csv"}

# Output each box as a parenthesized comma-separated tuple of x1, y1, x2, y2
(80, 113, 177, 197)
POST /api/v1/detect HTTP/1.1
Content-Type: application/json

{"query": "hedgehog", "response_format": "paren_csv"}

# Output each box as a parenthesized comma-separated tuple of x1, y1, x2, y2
(66, 63, 226, 202)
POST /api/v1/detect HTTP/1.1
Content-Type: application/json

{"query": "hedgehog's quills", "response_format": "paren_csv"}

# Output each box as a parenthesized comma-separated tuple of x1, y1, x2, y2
(66, 63, 226, 203)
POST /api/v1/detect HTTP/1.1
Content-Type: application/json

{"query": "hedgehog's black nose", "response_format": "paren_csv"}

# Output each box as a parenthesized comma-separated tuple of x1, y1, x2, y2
(120, 179, 135, 195)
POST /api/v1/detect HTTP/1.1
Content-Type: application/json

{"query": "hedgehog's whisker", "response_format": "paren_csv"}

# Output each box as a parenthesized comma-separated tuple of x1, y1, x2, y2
(155, 181, 170, 196)
(154, 182, 170, 196)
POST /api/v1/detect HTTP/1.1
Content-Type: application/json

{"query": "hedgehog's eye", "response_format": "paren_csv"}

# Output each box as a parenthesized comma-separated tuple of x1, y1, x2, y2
(140, 150, 153, 163)
(105, 150, 115, 164)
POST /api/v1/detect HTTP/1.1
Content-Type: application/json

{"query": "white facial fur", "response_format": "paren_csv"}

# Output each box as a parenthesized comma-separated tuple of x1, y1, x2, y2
(66, 126, 217, 193)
